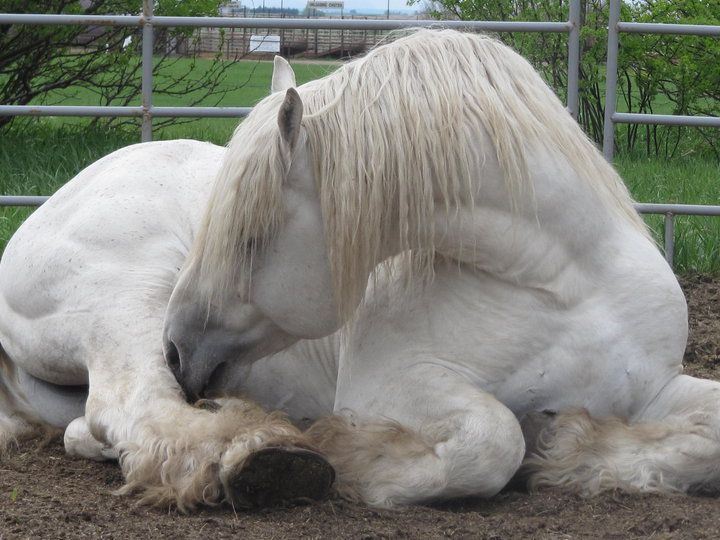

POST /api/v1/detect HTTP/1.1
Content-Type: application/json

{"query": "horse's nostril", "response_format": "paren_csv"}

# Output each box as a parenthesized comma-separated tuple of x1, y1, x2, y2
(165, 340, 181, 372)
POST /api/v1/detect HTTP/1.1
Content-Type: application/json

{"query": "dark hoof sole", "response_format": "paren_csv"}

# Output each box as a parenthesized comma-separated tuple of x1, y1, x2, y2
(229, 447, 335, 508)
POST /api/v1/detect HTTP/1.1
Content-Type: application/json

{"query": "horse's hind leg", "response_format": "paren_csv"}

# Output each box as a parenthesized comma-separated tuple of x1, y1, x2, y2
(13, 368, 113, 460)
(64, 416, 118, 461)
(15, 368, 87, 428)
(525, 374, 720, 495)
(0, 348, 45, 451)
(307, 363, 525, 507)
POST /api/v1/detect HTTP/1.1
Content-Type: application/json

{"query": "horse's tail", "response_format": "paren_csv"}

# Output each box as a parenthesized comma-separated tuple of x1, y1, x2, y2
(0, 344, 43, 452)
(521, 408, 718, 496)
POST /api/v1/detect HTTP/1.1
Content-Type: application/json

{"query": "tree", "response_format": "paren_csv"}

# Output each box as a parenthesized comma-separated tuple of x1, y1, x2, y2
(0, 0, 236, 130)
(619, 0, 720, 157)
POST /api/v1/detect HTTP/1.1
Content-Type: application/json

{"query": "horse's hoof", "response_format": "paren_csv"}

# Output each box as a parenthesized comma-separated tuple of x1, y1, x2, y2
(227, 447, 335, 508)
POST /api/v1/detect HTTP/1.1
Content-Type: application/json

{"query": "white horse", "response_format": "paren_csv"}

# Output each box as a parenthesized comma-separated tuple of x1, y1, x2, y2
(164, 30, 720, 504)
(0, 30, 714, 510)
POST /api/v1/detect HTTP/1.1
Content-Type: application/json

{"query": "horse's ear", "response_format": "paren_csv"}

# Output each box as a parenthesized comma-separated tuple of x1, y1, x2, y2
(271, 56, 297, 94)
(278, 88, 303, 154)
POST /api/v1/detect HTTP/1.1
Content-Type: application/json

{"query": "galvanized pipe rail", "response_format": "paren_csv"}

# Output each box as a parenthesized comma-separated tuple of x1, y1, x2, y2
(0, 196, 49, 206)
(0, 105, 254, 118)
(634, 204, 720, 266)
(0, 13, 572, 31)
(1, 192, 708, 266)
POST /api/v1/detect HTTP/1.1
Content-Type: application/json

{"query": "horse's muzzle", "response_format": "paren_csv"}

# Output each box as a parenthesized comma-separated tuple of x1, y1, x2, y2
(163, 337, 222, 403)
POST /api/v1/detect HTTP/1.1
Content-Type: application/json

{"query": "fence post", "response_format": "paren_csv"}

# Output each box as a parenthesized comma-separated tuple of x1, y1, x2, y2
(602, 0, 620, 161)
(566, 0, 581, 119)
(664, 212, 675, 267)
(141, 0, 154, 142)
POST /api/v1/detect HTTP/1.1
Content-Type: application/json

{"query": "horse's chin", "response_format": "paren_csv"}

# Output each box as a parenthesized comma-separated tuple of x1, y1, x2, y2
(181, 330, 299, 403)
(202, 361, 231, 400)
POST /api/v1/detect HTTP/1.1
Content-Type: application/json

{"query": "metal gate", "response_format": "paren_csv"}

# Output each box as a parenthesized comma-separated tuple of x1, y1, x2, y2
(601, 0, 720, 263)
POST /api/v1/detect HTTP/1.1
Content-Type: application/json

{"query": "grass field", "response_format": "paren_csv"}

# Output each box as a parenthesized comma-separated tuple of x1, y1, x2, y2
(33, 58, 337, 142)
(1, 58, 719, 273)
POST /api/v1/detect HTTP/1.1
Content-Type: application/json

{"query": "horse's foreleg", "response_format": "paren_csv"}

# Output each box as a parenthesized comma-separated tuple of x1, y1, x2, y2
(308, 363, 525, 507)
(85, 354, 333, 511)
(524, 374, 720, 495)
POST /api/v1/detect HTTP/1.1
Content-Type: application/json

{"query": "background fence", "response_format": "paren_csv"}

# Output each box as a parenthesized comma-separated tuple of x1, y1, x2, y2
(0, 0, 718, 267)
(600, 0, 720, 264)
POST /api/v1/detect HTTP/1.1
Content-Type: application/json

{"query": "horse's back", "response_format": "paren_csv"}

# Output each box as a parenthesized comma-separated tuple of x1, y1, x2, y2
(0, 140, 222, 383)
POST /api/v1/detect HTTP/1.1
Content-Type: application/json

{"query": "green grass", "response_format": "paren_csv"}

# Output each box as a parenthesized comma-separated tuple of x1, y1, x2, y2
(1, 58, 719, 273)
(616, 155, 720, 274)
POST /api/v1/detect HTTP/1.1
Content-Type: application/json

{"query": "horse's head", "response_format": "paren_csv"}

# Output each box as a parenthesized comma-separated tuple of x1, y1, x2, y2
(163, 57, 341, 401)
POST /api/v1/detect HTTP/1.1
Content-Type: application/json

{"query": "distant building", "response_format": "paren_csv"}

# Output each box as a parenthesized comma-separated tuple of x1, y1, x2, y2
(179, 1, 426, 59)
(219, 1, 246, 17)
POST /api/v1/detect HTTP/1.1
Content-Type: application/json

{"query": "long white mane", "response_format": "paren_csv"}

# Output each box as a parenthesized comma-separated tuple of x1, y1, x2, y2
(190, 29, 647, 316)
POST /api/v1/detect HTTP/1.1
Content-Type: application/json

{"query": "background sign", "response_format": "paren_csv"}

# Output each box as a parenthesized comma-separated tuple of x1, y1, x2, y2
(307, 1, 345, 8)
(249, 35, 281, 53)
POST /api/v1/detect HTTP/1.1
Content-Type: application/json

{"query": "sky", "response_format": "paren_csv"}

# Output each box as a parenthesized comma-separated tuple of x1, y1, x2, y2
(243, 0, 422, 14)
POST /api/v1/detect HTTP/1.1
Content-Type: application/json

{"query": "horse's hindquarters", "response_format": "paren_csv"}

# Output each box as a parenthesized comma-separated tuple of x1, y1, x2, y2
(0, 140, 224, 389)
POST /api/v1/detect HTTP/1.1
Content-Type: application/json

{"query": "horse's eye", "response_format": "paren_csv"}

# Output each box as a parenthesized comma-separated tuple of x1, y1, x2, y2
(244, 237, 257, 253)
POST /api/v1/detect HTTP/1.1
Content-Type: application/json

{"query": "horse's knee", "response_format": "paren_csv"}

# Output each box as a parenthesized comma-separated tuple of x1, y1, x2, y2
(433, 405, 525, 498)
(421, 412, 526, 500)
(307, 406, 524, 506)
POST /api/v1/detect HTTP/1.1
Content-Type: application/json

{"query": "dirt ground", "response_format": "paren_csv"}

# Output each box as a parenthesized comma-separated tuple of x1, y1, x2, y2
(1, 275, 719, 539)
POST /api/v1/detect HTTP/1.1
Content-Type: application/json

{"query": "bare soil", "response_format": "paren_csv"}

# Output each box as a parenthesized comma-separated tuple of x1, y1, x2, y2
(1, 275, 719, 539)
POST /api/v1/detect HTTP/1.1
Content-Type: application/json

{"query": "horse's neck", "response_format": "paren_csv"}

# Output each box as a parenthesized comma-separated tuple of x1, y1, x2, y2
(432, 144, 642, 305)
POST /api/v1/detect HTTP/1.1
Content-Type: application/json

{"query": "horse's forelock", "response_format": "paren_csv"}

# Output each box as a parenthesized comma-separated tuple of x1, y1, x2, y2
(187, 94, 288, 307)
